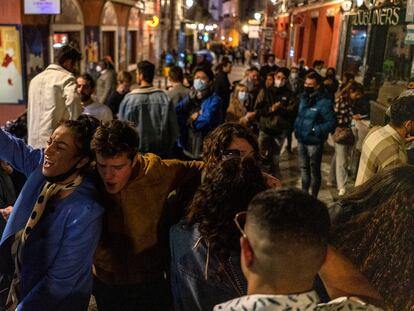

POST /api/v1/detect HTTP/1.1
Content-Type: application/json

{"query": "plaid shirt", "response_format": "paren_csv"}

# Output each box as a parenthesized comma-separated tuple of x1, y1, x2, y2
(334, 95, 353, 127)
(356, 124, 407, 185)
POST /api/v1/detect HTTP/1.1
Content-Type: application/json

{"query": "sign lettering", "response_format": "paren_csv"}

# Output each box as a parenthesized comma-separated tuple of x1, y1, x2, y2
(352, 7, 402, 26)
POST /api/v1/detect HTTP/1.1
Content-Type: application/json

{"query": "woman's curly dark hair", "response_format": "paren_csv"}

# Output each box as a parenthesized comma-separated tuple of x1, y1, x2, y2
(201, 122, 259, 173)
(331, 164, 414, 311)
(186, 157, 266, 260)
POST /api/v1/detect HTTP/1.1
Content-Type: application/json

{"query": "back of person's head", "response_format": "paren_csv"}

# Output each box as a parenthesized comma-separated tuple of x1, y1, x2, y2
(186, 157, 266, 259)
(331, 164, 414, 310)
(215, 59, 232, 73)
(91, 120, 139, 160)
(168, 66, 184, 83)
(117, 71, 133, 84)
(312, 60, 321, 68)
(137, 60, 155, 84)
(78, 73, 95, 89)
(202, 122, 259, 172)
(389, 95, 414, 127)
(244, 188, 330, 285)
(55, 45, 82, 66)
(59, 114, 100, 162)
(343, 72, 355, 82)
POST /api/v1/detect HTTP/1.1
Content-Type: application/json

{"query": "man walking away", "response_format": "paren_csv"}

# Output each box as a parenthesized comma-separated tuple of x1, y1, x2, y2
(119, 60, 179, 158)
(27, 45, 82, 149)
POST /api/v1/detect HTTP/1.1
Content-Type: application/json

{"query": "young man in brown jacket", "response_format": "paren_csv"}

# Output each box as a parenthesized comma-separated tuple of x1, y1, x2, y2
(91, 120, 204, 311)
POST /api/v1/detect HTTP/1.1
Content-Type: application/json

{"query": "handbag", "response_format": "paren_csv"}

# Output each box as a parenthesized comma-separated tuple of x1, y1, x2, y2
(333, 126, 355, 145)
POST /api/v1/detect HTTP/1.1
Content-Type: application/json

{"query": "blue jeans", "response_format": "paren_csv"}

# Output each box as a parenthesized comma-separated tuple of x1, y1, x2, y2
(298, 143, 323, 197)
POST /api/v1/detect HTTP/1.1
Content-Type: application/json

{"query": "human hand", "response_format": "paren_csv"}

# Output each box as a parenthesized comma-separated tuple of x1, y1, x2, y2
(405, 135, 414, 144)
(0, 205, 13, 221)
(271, 102, 282, 112)
(191, 112, 200, 121)
(245, 111, 256, 121)
(352, 114, 362, 120)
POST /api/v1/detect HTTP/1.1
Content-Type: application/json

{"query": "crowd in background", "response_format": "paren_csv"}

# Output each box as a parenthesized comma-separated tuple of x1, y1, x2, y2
(0, 44, 413, 311)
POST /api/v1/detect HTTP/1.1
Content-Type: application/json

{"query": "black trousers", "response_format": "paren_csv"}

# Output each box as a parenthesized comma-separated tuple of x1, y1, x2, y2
(93, 277, 171, 311)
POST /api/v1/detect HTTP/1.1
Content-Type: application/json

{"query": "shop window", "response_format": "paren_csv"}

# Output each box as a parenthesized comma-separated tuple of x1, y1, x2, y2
(128, 31, 137, 64)
(344, 27, 367, 74)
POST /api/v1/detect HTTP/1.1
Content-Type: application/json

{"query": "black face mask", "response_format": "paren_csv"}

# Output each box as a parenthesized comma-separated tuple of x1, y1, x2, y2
(43, 159, 81, 184)
(304, 86, 315, 95)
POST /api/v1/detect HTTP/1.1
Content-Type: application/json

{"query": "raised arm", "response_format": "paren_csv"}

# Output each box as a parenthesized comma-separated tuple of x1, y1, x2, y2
(0, 129, 42, 177)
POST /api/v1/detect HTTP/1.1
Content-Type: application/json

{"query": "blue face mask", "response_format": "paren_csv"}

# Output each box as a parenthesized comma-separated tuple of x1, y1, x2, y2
(193, 79, 208, 91)
(238, 91, 248, 102)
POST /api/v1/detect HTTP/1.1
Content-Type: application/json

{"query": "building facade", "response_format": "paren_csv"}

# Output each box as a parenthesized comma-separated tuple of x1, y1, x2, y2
(0, 0, 163, 125)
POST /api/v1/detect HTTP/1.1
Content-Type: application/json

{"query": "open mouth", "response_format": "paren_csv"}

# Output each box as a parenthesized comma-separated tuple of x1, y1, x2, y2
(43, 158, 55, 168)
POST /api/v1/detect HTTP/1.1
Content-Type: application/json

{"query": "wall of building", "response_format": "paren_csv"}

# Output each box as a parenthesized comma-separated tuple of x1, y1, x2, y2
(273, 14, 290, 64)
(292, 2, 341, 68)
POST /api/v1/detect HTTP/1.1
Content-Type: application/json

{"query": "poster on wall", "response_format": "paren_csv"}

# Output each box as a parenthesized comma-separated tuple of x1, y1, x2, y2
(0, 26, 24, 104)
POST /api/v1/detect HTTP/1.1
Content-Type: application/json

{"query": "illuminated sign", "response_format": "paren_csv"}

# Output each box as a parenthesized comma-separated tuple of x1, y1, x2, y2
(352, 6, 404, 26)
(24, 0, 61, 15)
(146, 16, 160, 28)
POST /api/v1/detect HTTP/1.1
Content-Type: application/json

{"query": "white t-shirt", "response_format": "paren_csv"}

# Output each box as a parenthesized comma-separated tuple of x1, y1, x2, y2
(83, 100, 113, 122)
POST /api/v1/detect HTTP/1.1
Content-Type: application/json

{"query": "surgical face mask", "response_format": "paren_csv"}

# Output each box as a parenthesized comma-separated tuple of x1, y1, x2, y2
(274, 79, 286, 88)
(290, 72, 298, 79)
(238, 91, 248, 102)
(193, 78, 208, 92)
(96, 65, 102, 73)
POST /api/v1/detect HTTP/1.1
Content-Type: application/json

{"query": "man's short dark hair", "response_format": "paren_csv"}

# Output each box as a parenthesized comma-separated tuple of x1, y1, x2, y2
(193, 66, 215, 82)
(91, 120, 139, 160)
(137, 60, 155, 84)
(55, 45, 82, 66)
(390, 96, 414, 127)
(168, 66, 184, 83)
(305, 71, 322, 85)
(78, 73, 95, 89)
(248, 188, 330, 250)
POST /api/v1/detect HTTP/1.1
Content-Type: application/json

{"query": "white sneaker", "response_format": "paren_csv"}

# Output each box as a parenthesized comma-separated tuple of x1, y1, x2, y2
(338, 188, 346, 196)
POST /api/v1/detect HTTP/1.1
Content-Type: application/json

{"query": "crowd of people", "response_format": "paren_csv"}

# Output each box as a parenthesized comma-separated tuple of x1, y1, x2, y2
(0, 44, 413, 311)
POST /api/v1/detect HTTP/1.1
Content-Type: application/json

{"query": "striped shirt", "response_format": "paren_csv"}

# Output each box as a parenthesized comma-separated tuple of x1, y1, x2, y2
(355, 124, 407, 186)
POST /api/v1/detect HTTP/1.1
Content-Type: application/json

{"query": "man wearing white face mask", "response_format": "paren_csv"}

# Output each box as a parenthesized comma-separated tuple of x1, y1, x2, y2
(255, 67, 296, 178)
(96, 58, 116, 105)
(176, 67, 223, 158)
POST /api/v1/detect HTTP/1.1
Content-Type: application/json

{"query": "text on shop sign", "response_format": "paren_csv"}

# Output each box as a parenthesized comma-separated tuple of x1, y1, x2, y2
(352, 7, 401, 26)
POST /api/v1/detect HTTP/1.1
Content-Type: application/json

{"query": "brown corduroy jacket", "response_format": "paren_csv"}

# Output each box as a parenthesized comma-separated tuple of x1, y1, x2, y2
(93, 153, 203, 285)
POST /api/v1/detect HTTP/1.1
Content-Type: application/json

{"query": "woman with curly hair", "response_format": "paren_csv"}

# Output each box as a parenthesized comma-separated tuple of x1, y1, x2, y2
(201, 122, 281, 188)
(327, 164, 414, 310)
(169, 157, 267, 311)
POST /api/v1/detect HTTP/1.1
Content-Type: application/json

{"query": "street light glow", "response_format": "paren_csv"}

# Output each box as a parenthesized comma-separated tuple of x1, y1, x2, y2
(197, 23, 205, 30)
(254, 12, 261, 21)
(186, 0, 194, 8)
(242, 24, 249, 34)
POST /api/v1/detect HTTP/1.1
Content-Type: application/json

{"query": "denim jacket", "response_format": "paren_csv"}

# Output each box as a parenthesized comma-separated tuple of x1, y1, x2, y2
(170, 220, 246, 311)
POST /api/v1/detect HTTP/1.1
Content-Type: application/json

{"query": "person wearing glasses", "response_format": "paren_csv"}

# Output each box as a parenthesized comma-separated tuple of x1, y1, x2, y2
(215, 188, 383, 311)
(169, 157, 267, 311)
(202, 123, 282, 188)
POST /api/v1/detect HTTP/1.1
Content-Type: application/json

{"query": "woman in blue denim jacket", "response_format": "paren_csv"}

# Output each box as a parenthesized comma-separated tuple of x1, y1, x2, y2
(170, 157, 267, 311)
